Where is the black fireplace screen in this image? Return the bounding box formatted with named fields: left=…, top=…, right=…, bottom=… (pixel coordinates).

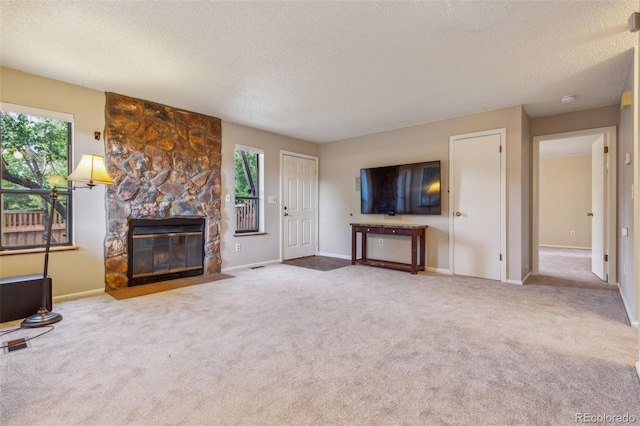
left=128, top=218, right=205, bottom=286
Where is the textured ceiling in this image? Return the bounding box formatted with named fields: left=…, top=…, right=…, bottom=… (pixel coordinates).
left=1, top=1, right=637, bottom=143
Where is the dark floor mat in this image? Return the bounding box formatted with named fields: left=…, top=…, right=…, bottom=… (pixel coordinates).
left=282, top=256, right=351, bottom=271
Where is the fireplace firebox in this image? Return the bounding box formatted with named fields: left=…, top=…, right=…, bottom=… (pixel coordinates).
left=127, top=218, right=205, bottom=286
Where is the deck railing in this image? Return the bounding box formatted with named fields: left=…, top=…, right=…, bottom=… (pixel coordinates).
left=1, top=210, right=67, bottom=247
left=235, top=198, right=258, bottom=233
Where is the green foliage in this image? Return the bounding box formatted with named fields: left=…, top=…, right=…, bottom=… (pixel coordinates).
left=234, top=150, right=258, bottom=197
left=1, top=111, right=70, bottom=210
left=3, top=193, right=44, bottom=211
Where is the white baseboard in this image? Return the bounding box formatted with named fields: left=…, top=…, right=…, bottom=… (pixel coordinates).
left=506, top=272, right=531, bottom=286
left=539, top=244, right=591, bottom=250
left=222, top=259, right=280, bottom=273
left=618, top=282, right=639, bottom=327
left=53, top=288, right=104, bottom=303
left=424, top=266, right=450, bottom=275
left=317, top=252, right=351, bottom=260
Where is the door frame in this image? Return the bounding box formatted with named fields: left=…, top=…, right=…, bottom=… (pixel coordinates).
left=279, top=150, right=319, bottom=261
left=532, top=126, right=617, bottom=284
left=449, top=128, right=507, bottom=282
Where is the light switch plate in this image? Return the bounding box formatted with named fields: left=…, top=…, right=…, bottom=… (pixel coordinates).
left=268, top=196, right=277, bottom=203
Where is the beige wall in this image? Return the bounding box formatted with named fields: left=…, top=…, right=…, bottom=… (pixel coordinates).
left=220, top=121, right=318, bottom=270
left=531, top=105, right=620, bottom=137
left=318, top=105, right=529, bottom=282
left=539, top=155, right=592, bottom=248
left=0, top=67, right=107, bottom=298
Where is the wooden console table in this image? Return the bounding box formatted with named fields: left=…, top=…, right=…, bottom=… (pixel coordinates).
left=350, top=223, right=428, bottom=274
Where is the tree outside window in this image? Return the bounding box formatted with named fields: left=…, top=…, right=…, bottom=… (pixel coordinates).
left=0, top=110, right=72, bottom=249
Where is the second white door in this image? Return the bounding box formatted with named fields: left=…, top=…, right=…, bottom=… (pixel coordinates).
left=450, top=131, right=503, bottom=281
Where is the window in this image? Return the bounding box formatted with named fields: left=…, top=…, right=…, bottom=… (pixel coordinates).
left=0, top=103, right=73, bottom=250
left=234, top=145, right=264, bottom=234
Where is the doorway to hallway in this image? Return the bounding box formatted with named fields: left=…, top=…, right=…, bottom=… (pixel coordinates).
left=532, top=126, right=617, bottom=285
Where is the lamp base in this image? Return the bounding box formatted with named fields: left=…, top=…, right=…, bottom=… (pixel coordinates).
left=21, top=308, right=63, bottom=328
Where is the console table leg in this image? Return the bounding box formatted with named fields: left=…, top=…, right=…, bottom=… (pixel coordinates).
left=420, top=232, right=426, bottom=270
left=361, top=231, right=367, bottom=262
left=351, top=226, right=357, bottom=265
left=411, top=234, right=418, bottom=274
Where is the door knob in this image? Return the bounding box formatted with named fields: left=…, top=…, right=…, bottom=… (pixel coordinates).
left=455, top=212, right=462, bottom=217
left=587, top=212, right=594, bottom=217
left=284, top=213, right=289, bottom=216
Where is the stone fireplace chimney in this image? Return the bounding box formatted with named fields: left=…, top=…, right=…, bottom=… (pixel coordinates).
left=103, top=93, right=222, bottom=291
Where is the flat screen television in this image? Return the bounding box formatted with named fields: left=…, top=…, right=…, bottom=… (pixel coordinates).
left=360, top=160, right=441, bottom=215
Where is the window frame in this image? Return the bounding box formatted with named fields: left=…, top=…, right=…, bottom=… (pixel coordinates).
left=0, top=102, right=74, bottom=251
left=234, top=144, right=264, bottom=235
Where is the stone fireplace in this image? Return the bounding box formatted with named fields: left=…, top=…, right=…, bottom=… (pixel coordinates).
left=103, top=93, right=222, bottom=291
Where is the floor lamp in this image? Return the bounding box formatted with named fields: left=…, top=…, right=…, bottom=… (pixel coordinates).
left=21, top=154, right=114, bottom=328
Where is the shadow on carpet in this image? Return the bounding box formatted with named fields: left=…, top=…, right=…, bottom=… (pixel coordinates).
left=282, top=255, right=351, bottom=271
left=108, top=273, right=234, bottom=300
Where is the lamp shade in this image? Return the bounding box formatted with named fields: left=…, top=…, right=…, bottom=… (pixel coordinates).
left=67, top=154, right=114, bottom=186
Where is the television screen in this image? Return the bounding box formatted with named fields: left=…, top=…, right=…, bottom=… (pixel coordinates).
left=360, top=161, right=441, bottom=215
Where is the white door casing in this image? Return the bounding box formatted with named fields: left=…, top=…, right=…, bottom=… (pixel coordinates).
left=282, top=153, right=318, bottom=260
left=449, top=129, right=506, bottom=281
left=591, top=136, right=607, bottom=281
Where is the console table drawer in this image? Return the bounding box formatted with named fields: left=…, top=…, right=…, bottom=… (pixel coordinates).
left=354, top=226, right=413, bottom=236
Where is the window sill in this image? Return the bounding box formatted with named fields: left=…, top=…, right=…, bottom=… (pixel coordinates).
left=234, top=232, right=267, bottom=237
left=0, top=246, right=80, bottom=256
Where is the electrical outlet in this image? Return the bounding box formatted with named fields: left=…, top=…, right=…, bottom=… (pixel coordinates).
left=235, top=243, right=241, bottom=252
left=378, top=239, right=383, bottom=246
left=225, top=194, right=231, bottom=203
left=570, top=231, right=576, bottom=237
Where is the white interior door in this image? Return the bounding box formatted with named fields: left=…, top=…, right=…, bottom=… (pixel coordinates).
left=450, top=132, right=503, bottom=281
left=282, top=154, right=317, bottom=260
left=591, top=137, right=606, bottom=280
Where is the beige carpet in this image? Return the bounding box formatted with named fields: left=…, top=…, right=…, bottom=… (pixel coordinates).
left=1, top=263, right=638, bottom=425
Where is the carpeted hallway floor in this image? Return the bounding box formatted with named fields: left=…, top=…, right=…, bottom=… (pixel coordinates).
left=1, top=261, right=638, bottom=425
left=526, top=246, right=615, bottom=290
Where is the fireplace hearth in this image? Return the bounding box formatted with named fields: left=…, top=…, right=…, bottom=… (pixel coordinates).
left=128, top=218, right=205, bottom=286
